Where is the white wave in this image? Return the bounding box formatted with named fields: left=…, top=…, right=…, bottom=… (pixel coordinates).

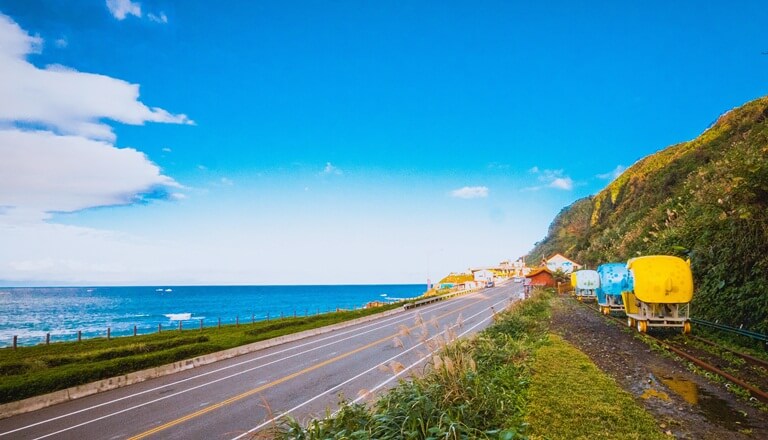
left=164, top=289, right=173, bottom=292
left=164, top=313, right=192, bottom=321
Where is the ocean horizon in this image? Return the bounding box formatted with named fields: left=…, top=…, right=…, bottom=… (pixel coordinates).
left=0, top=284, right=426, bottom=347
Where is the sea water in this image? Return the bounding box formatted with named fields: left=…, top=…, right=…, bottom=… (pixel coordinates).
left=0, top=285, right=424, bottom=347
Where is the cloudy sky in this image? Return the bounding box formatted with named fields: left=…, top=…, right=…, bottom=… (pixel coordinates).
left=1, top=1, right=767, bottom=285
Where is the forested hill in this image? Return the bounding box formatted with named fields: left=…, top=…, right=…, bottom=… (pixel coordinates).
left=528, top=96, right=768, bottom=333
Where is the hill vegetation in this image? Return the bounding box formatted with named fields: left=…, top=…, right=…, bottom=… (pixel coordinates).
left=528, top=96, right=768, bottom=333
left=437, top=272, right=474, bottom=284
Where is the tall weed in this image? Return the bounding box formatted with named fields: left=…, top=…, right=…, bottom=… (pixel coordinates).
left=272, top=290, right=553, bottom=439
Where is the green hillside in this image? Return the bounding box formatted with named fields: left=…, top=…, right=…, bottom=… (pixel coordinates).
left=528, top=96, right=768, bottom=333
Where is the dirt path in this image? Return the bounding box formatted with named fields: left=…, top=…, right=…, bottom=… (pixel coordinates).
left=550, top=296, right=768, bottom=440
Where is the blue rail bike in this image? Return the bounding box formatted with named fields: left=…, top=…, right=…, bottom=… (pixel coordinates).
left=596, top=263, right=632, bottom=315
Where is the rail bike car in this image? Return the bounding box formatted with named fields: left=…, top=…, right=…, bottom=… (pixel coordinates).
left=596, top=263, right=632, bottom=315
left=622, top=255, right=693, bottom=334
left=574, top=269, right=599, bottom=302
left=569, top=271, right=578, bottom=295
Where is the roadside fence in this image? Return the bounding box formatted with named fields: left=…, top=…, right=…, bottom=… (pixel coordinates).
left=5, top=302, right=392, bottom=350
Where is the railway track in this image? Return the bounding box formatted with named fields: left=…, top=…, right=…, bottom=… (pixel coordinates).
left=573, top=297, right=768, bottom=404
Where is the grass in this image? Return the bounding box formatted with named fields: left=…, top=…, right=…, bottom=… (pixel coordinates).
left=0, top=303, right=404, bottom=405
left=272, top=288, right=667, bottom=439
left=525, top=334, right=667, bottom=440
left=272, top=289, right=554, bottom=439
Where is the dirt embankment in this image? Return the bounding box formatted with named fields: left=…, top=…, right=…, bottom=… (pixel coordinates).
left=550, top=297, right=767, bottom=440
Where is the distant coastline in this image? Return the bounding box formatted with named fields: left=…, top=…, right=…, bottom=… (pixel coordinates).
left=0, top=284, right=425, bottom=347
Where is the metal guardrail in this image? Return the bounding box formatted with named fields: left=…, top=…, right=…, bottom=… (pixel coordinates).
left=691, top=318, right=768, bottom=343
left=402, top=287, right=481, bottom=310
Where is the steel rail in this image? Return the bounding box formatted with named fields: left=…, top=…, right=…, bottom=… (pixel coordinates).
left=690, top=335, right=768, bottom=370
left=572, top=296, right=768, bottom=404
left=657, top=339, right=768, bottom=404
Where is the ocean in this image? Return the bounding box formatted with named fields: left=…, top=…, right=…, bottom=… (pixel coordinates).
left=0, top=284, right=425, bottom=347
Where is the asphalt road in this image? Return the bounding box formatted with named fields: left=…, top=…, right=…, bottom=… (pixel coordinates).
left=0, top=282, right=523, bottom=439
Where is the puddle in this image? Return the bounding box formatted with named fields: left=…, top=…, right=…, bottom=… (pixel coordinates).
left=659, top=375, right=699, bottom=405
left=640, top=388, right=670, bottom=401
left=651, top=371, right=753, bottom=431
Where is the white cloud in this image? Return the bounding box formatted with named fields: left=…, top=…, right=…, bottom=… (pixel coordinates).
left=597, top=165, right=626, bottom=180
left=162, top=147, right=172, bottom=153
left=54, top=38, right=68, bottom=49
left=321, top=162, right=342, bottom=176
left=0, top=16, right=193, bottom=142
left=0, top=14, right=189, bottom=224
left=524, top=167, right=573, bottom=191
left=0, top=16, right=41, bottom=58
left=450, top=186, right=489, bottom=199
left=106, top=1, right=168, bottom=25
left=549, top=177, right=573, bottom=190
left=106, top=0, right=142, bottom=20
left=220, top=177, right=234, bottom=186
left=147, top=12, right=168, bottom=24
left=0, top=129, right=178, bottom=221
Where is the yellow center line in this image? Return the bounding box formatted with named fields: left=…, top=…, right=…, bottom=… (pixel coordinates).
left=128, top=294, right=491, bottom=440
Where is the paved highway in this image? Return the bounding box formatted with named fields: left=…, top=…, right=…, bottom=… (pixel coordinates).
left=0, top=282, right=523, bottom=439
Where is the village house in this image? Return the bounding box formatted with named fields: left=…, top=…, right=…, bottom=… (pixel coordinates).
left=544, top=253, right=582, bottom=274
left=525, top=267, right=556, bottom=288
left=523, top=266, right=556, bottom=296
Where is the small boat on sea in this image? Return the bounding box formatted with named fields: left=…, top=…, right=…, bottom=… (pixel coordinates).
left=165, top=312, right=192, bottom=321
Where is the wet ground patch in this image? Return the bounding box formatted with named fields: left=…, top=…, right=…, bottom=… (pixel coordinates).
left=550, top=296, right=767, bottom=439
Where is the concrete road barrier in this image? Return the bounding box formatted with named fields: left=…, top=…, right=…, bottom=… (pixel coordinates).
left=0, top=307, right=406, bottom=419
left=403, top=288, right=480, bottom=310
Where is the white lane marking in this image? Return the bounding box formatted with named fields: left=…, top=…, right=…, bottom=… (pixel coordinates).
left=350, top=296, right=515, bottom=404
left=230, top=293, right=516, bottom=439
left=0, top=291, right=490, bottom=438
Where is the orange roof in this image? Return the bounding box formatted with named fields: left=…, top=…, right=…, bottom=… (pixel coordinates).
left=525, top=266, right=553, bottom=278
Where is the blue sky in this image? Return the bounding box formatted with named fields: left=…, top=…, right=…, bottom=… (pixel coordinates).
left=0, top=1, right=767, bottom=285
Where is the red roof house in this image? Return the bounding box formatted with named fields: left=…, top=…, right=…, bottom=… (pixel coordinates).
left=525, top=267, right=556, bottom=288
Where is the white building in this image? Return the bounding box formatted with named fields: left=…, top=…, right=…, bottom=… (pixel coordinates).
left=545, top=253, right=582, bottom=274
left=472, top=269, right=495, bottom=283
